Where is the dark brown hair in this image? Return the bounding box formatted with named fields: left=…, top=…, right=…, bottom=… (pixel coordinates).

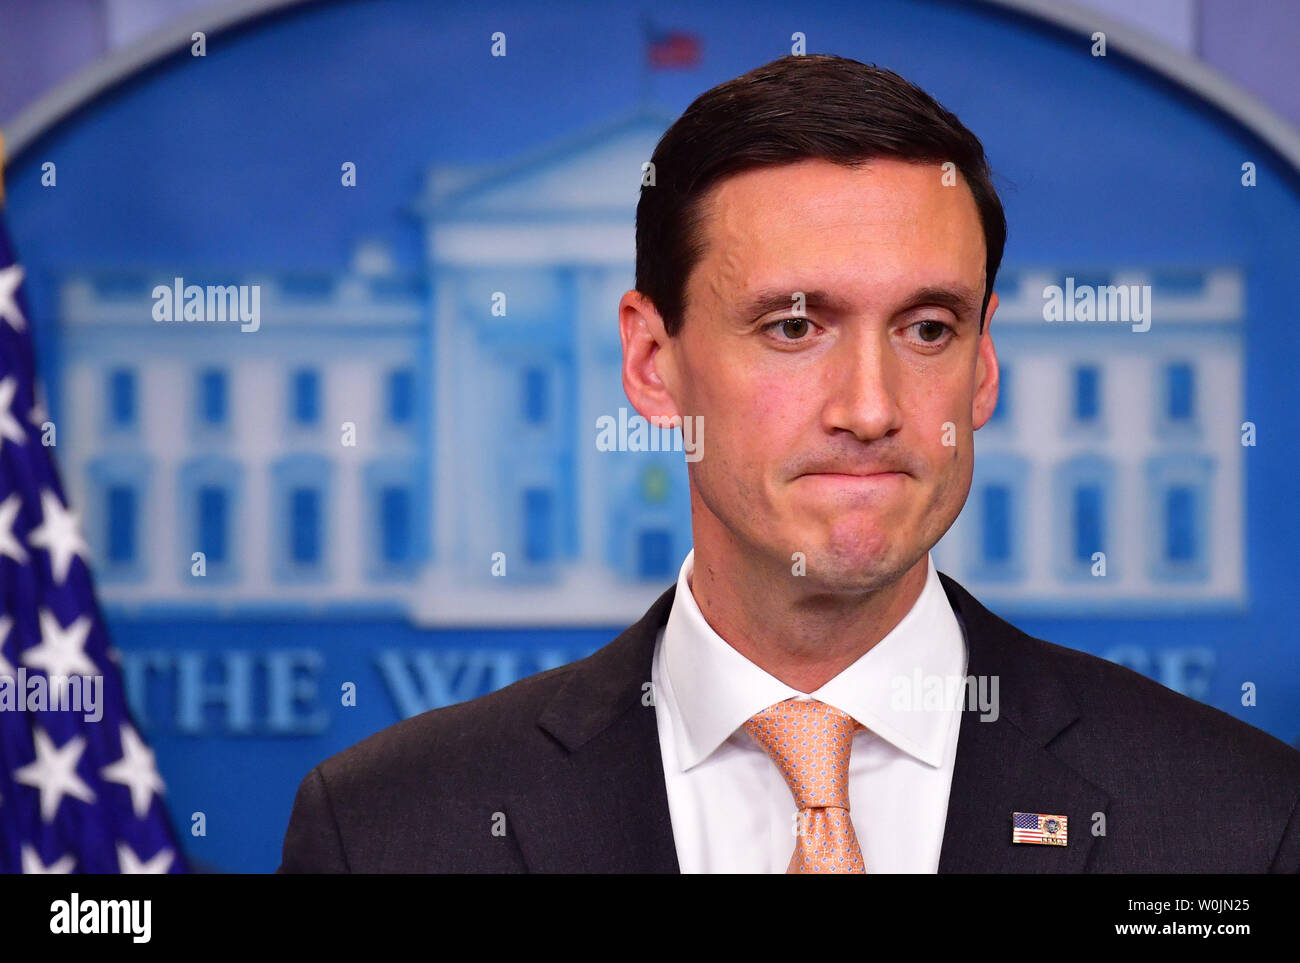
left=635, top=54, right=1007, bottom=336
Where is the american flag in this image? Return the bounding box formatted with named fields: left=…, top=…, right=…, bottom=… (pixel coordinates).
left=646, top=25, right=701, bottom=70
left=1012, top=811, right=1068, bottom=846
left=0, top=183, right=186, bottom=872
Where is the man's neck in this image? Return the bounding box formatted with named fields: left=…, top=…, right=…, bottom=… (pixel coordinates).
left=687, top=543, right=929, bottom=693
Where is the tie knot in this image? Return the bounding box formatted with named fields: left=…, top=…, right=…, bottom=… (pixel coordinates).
left=743, top=698, right=862, bottom=811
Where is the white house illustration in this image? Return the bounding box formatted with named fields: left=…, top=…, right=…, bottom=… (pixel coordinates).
left=54, top=108, right=1246, bottom=623
left=934, top=266, right=1245, bottom=613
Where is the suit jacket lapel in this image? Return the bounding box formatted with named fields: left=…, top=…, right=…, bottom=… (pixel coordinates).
left=507, top=586, right=680, bottom=873
left=936, top=573, right=1110, bottom=872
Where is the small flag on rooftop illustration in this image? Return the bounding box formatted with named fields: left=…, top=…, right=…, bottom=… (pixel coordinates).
left=0, top=135, right=187, bottom=873
left=645, top=21, right=702, bottom=70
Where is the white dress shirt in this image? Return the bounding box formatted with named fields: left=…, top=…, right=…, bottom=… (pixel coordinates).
left=650, top=548, right=968, bottom=873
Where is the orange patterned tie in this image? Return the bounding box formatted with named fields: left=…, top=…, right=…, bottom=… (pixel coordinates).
left=744, top=697, right=866, bottom=873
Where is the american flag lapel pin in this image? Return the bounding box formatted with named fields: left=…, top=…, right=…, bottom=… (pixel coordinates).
left=1012, top=811, right=1068, bottom=846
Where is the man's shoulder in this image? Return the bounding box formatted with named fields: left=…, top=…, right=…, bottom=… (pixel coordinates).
left=282, top=584, right=672, bottom=868
left=279, top=658, right=590, bottom=872
left=314, top=658, right=579, bottom=793
left=978, top=598, right=1300, bottom=793
left=277, top=600, right=669, bottom=871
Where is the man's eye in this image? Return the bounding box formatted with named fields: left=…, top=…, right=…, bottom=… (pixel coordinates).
left=911, top=320, right=953, bottom=343
left=763, top=317, right=814, bottom=340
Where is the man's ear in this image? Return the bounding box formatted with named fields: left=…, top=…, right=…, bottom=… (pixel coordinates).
left=972, top=292, right=999, bottom=430
left=619, top=289, right=683, bottom=427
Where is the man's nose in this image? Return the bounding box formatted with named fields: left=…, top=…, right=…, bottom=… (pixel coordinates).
left=820, top=334, right=904, bottom=442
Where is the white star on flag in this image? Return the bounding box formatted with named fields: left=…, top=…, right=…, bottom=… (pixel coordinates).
left=0, top=376, right=27, bottom=446
left=24, top=608, right=97, bottom=679
left=117, top=842, right=175, bottom=874
left=21, top=844, right=76, bottom=874
left=0, top=492, right=30, bottom=564
left=13, top=729, right=97, bottom=822
left=0, top=263, right=26, bottom=332
left=101, top=725, right=166, bottom=819
left=26, top=489, right=89, bottom=584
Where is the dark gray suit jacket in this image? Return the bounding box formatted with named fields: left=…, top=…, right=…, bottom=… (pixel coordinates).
left=278, top=573, right=1300, bottom=872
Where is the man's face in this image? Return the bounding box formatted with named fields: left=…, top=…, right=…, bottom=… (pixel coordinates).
left=636, top=157, right=999, bottom=592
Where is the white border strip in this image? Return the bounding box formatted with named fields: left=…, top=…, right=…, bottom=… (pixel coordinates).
left=2, top=0, right=314, bottom=160
left=984, top=0, right=1300, bottom=169
left=1, top=0, right=1298, bottom=174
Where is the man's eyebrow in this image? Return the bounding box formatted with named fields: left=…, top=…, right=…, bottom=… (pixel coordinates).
left=895, top=285, right=982, bottom=318
left=737, top=285, right=982, bottom=321
left=737, top=289, right=857, bottom=320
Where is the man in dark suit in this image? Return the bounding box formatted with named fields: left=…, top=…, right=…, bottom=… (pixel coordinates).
left=278, top=55, right=1300, bottom=873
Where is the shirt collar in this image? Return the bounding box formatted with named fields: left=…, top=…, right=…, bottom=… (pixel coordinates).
left=662, top=549, right=966, bottom=771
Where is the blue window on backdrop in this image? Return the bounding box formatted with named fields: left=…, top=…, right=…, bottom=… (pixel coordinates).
left=290, top=487, right=321, bottom=564
left=522, top=367, right=547, bottom=424
left=197, top=485, right=228, bottom=564
left=106, top=485, right=136, bottom=563
left=1165, top=486, right=1197, bottom=562
left=1074, top=366, right=1099, bottom=421
left=292, top=369, right=319, bottom=425
left=1073, top=484, right=1103, bottom=562
left=1166, top=362, right=1195, bottom=421
left=199, top=369, right=227, bottom=425
left=638, top=529, right=672, bottom=579
left=982, top=485, right=1011, bottom=562
left=380, top=486, right=411, bottom=564
left=523, top=488, right=552, bottom=563
left=108, top=369, right=136, bottom=427
left=387, top=369, right=414, bottom=425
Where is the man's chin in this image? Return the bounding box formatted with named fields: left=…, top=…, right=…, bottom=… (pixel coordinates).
left=816, top=516, right=902, bottom=559
left=794, top=543, right=911, bottom=592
